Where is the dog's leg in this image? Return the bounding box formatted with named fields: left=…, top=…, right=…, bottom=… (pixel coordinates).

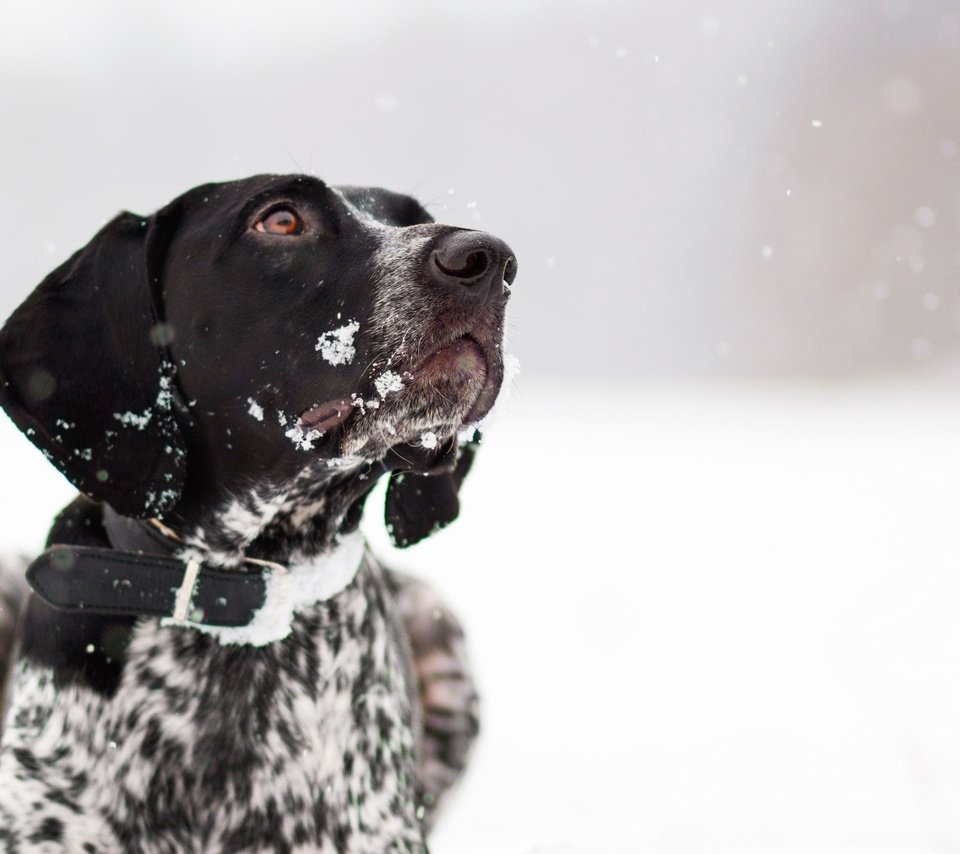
left=0, top=557, right=28, bottom=734
left=386, top=570, right=480, bottom=831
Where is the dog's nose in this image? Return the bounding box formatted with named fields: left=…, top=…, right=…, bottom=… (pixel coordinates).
left=429, top=231, right=517, bottom=302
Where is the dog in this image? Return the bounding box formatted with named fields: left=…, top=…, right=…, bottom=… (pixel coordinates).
left=0, top=174, right=516, bottom=852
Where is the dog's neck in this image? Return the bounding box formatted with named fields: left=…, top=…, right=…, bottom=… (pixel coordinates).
left=161, top=458, right=382, bottom=568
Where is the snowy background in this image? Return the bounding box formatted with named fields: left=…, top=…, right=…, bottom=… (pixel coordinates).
left=3, top=1, right=960, bottom=851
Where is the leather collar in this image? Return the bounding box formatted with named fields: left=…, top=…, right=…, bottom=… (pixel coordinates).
left=26, top=505, right=366, bottom=646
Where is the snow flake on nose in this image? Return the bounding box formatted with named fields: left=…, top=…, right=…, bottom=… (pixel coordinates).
left=247, top=398, right=265, bottom=421
left=315, top=320, right=360, bottom=366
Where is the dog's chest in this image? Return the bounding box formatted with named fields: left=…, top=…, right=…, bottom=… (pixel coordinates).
left=0, top=564, right=425, bottom=853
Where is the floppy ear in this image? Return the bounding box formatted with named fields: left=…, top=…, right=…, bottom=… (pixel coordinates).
left=0, top=211, right=187, bottom=518
left=384, top=435, right=480, bottom=548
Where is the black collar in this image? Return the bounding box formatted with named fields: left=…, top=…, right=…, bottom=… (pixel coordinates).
left=27, top=506, right=272, bottom=631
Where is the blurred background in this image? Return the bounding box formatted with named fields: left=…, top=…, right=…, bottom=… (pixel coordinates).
left=3, top=1, right=960, bottom=852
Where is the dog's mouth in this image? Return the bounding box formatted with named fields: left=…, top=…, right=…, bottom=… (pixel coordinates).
left=390, top=333, right=502, bottom=424
left=295, top=334, right=502, bottom=457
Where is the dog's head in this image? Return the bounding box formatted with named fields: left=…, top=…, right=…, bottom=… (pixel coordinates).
left=0, top=174, right=516, bottom=547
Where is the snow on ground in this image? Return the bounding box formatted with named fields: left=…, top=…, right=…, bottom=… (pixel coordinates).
left=366, top=378, right=960, bottom=854
left=4, top=377, right=960, bottom=853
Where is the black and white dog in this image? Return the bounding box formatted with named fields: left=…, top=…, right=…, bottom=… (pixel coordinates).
left=0, top=174, right=516, bottom=852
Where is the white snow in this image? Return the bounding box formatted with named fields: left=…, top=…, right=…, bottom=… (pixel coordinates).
left=113, top=409, right=152, bottom=430
left=155, top=373, right=174, bottom=411
left=315, top=320, right=359, bottom=366
left=420, top=431, right=438, bottom=449
left=350, top=393, right=380, bottom=414
left=144, top=487, right=178, bottom=508
left=284, top=423, right=322, bottom=451
left=247, top=398, right=264, bottom=421
left=374, top=370, right=404, bottom=398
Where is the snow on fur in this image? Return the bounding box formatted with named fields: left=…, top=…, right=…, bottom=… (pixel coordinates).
left=247, top=398, right=265, bottom=421
left=374, top=370, right=404, bottom=398
left=315, top=320, right=359, bottom=366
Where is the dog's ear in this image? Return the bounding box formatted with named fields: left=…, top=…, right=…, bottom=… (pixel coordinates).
left=384, top=435, right=479, bottom=548
left=0, top=211, right=187, bottom=519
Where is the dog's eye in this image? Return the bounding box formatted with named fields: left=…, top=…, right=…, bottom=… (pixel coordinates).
left=254, top=207, right=304, bottom=236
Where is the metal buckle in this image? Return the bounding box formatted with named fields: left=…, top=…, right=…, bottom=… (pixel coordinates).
left=171, top=558, right=202, bottom=622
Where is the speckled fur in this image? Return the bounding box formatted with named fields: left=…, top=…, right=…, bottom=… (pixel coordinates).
left=1, top=555, right=427, bottom=853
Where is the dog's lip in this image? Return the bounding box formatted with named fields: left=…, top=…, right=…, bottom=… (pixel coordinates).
left=411, top=334, right=503, bottom=424
left=464, top=353, right=504, bottom=423
left=298, top=398, right=354, bottom=433
left=411, top=335, right=488, bottom=384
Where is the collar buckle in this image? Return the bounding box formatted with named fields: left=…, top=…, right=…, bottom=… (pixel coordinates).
left=171, top=558, right=202, bottom=622
left=170, top=556, right=288, bottom=625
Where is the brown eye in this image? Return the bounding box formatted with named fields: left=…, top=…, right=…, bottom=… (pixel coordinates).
left=255, top=207, right=304, bottom=235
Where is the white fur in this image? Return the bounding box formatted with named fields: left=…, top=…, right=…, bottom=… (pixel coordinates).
left=160, top=532, right=366, bottom=646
